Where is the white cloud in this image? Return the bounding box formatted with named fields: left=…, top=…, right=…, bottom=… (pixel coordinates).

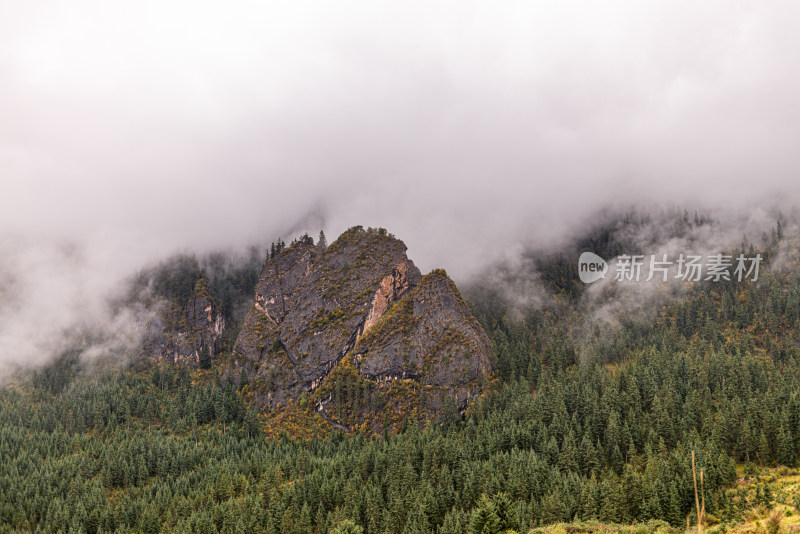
left=2, top=0, right=800, bottom=368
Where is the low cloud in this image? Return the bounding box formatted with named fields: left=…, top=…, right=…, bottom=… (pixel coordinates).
left=3, top=1, right=800, bottom=371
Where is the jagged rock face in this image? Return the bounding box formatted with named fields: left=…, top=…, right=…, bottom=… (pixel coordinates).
left=234, top=228, right=423, bottom=407
left=353, top=270, right=492, bottom=403
left=234, top=227, right=494, bottom=430
left=145, top=281, right=225, bottom=366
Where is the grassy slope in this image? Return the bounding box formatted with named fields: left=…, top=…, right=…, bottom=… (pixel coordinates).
left=529, top=466, right=800, bottom=534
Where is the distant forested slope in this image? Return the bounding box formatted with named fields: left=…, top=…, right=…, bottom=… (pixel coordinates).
left=2, top=214, right=800, bottom=533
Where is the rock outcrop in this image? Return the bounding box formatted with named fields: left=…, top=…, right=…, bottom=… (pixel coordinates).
left=144, top=278, right=225, bottom=367
left=353, top=269, right=491, bottom=399
left=232, top=226, right=493, bottom=432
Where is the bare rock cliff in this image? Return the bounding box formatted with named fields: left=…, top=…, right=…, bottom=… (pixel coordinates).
left=232, top=226, right=493, bottom=432
left=144, top=278, right=225, bottom=367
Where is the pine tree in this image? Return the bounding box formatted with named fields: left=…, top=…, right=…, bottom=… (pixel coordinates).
left=492, top=492, right=515, bottom=531
left=315, top=505, right=327, bottom=534
left=244, top=409, right=260, bottom=439
left=297, top=503, right=313, bottom=533
left=470, top=494, right=502, bottom=534
left=199, top=344, right=212, bottom=370
left=777, top=426, right=796, bottom=466
left=439, top=509, right=466, bottom=534
left=667, top=483, right=682, bottom=526
left=759, top=432, right=772, bottom=465
left=762, top=483, right=775, bottom=509
left=403, top=501, right=430, bottom=534
left=541, top=490, right=567, bottom=525
left=579, top=474, right=599, bottom=520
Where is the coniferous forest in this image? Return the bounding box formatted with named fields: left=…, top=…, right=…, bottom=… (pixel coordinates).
left=5, top=0, right=800, bottom=532
left=6, top=0, right=800, bottom=532
left=2, top=219, right=800, bottom=534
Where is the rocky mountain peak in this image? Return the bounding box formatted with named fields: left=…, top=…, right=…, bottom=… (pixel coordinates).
left=232, top=226, right=493, bottom=433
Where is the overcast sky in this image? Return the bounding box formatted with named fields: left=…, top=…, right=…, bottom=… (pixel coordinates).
left=2, top=1, right=800, bottom=277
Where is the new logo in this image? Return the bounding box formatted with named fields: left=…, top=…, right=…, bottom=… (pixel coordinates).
left=578, top=252, right=608, bottom=284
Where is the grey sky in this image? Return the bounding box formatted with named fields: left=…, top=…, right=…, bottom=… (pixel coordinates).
left=3, top=0, right=800, bottom=275
left=2, top=1, right=800, bottom=370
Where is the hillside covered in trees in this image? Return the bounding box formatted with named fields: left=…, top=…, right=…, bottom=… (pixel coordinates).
left=2, top=213, right=800, bottom=533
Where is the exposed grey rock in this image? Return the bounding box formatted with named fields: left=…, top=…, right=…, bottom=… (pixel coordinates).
left=232, top=226, right=493, bottom=429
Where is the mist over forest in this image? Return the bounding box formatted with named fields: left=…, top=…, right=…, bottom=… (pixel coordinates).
left=3, top=2, right=800, bottom=533
left=4, top=1, right=800, bottom=370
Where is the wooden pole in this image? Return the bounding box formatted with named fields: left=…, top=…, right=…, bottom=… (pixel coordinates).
left=700, top=469, right=705, bottom=523
left=692, top=451, right=703, bottom=534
